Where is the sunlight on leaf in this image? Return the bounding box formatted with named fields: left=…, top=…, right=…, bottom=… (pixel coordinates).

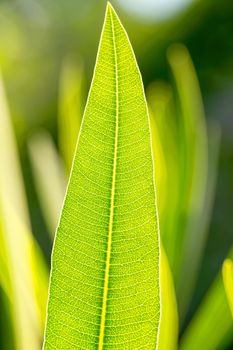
left=0, top=72, right=29, bottom=228
left=176, top=120, right=220, bottom=322
left=148, top=46, right=220, bottom=325
left=167, top=44, right=208, bottom=292
left=0, top=199, right=43, bottom=350
left=222, top=259, right=233, bottom=317
left=0, top=72, right=48, bottom=349
left=147, top=81, right=179, bottom=267
left=29, top=239, right=49, bottom=332
left=28, top=131, right=66, bottom=237
left=149, top=106, right=167, bottom=219
left=158, top=245, right=178, bottom=350
left=180, top=271, right=233, bottom=350
left=58, top=56, right=83, bottom=176
left=44, top=3, right=160, bottom=348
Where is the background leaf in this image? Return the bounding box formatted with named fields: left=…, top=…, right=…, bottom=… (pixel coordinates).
left=58, top=57, right=84, bottom=176
left=28, top=131, right=66, bottom=237
left=0, top=72, right=48, bottom=349
left=147, top=46, right=220, bottom=325
left=158, top=246, right=178, bottom=350
left=222, top=259, right=233, bottom=317
left=180, top=254, right=233, bottom=350
left=166, top=44, right=208, bottom=296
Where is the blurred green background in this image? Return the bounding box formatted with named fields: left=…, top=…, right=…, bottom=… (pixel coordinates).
left=0, top=0, right=233, bottom=349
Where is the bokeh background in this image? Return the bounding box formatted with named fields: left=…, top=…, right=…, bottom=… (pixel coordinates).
left=0, top=0, right=233, bottom=349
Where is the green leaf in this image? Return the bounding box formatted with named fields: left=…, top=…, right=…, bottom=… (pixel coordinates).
left=0, top=200, right=45, bottom=350
left=180, top=272, right=233, bottom=350
left=167, top=44, right=209, bottom=290
left=44, top=3, right=160, bottom=349
left=0, top=72, right=48, bottom=349
left=148, top=45, right=218, bottom=323
left=222, top=259, right=233, bottom=317
left=180, top=248, right=233, bottom=350
left=148, top=104, right=168, bottom=219
left=158, top=245, right=178, bottom=350
left=176, top=120, right=220, bottom=320
left=0, top=288, right=15, bottom=350
left=0, top=71, right=29, bottom=229
left=148, top=103, right=178, bottom=350
left=28, top=131, right=66, bottom=237
left=58, top=57, right=84, bottom=175
left=148, top=48, right=221, bottom=324
left=147, top=82, right=179, bottom=266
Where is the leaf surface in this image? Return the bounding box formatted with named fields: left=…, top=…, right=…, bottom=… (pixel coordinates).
left=44, top=3, right=160, bottom=349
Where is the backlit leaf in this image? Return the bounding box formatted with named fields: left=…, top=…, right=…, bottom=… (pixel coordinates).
left=43, top=3, right=160, bottom=349
left=158, top=246, right=178, bottom=350
left=28, top=131, right=66, bottom=237
left=148, top=48, right=221, bottom=324
left=167, top=44, right=208, bottom=291
left=58, top=57, right=84, bottom=175
left=147, top=81, right=179, bottom=268
left=222, top=259, right=233, bottom=317
left=0, top=72, right=48, bottom=349
left=180, top=272, right=233, bottom=350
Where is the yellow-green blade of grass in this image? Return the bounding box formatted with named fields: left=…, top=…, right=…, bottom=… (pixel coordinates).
left=44, top=3, right=160, bottom=349
left=147, top=82, right=180, bottom=266
left=177, top=120, right=220, bottom=322
left=28, top=131, right=66, bottom=237
left=58, top=57, right=83, bottom=176
left=148, top=96, right=178, bottom=350
left=222, top=259, right=233, bottom=317
left=0, top=198, right=43, bottom=350
left=0, top=287, right=15, bottom=350
left=0, top=72, right=29, bottom=227
left=149, top=96, right=178, bottom=350
left=158, top=246, right=178, bottom=350
left=167, top=44, right=209, bottom=314
left=149, top=106, right=167, bottom=217
left=180, top=272, right=233, bottom=350
left=0, top=72, right=48, bottom=349
left=30, top=238, right=49, bottom=332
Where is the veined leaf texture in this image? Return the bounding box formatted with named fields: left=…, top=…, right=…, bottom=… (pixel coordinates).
left=44, top=3, right=160, bottom=349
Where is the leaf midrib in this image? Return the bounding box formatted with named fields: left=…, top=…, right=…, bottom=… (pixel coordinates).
left=98, top=7, right=119, bottom=350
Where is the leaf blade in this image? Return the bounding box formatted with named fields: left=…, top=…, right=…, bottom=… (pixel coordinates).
left=158, top=246, right=178, bottom=350
left=222, top=259, right=233, bottom=317
left=58, top=57, right=83, bottom=175
left=28, top=131, right=66, bottom=237
left=0, top=72, right=48, bottom=349
left=44, top=3, right=160, bottom=349
left=180, top=273, right=233, bottom=350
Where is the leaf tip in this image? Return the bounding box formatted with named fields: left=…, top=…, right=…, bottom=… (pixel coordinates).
left=106, top=1, right=113, bottom=11
left=106, top=1, right=119, bottom=20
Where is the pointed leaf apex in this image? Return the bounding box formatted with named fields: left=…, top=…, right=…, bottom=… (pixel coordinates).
left=106, top=2, right=118, bottom=18
left=106, top=1, right=113, bottom=11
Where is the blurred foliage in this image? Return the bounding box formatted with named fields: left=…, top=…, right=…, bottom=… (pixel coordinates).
left=159, top=245, right=179, bottom=350
left=222, top=259, right=233, bottom=317
left=0, top=0, right=233, bottom=349
left=148, top=44, right=221, bottom=328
